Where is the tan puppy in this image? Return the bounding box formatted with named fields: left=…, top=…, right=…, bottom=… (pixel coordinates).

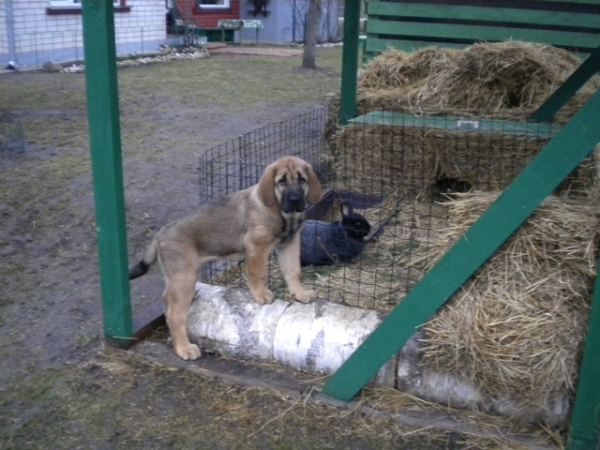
left=129, top=156, right=323, bottom=360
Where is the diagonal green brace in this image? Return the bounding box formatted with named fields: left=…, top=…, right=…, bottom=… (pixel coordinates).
left=338, top=1, right=361, bottom=125
left=568, top=254, right=600, bottom=449
left=82, top=0, right=133, bottom=344
left=530, top=45, right=600, bottom=123
left=322, top=87, right=600, bottom=401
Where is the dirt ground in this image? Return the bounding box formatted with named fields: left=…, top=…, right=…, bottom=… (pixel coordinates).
left=0, top=47, right=554, bottom=449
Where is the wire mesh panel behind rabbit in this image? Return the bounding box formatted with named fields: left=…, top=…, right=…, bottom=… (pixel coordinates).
left=300, top=201, right=372, bottom=266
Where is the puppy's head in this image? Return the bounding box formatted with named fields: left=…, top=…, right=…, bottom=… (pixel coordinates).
left=258, top=156, right=323, bottom=212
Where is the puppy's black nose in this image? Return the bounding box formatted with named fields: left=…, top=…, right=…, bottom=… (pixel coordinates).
left=282, top=186, right=306, bottom=213
left=287, top=192, right=302, bottom=203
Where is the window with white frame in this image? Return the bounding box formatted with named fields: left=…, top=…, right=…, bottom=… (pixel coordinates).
left=49, top=0, right=121, bottom=6
left=197, top=0, right=230, bottom=9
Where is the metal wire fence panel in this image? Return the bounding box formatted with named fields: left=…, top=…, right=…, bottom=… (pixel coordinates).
left=198, top=108, right=575, bottom=312
left=15, top=26, right=169, bottom=68
left=199, top=107, right=333, bottom=202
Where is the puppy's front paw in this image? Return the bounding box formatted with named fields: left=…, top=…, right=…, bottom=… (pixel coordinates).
left=294, top=288, right=316, bottom=304
left=252, top=287, right=275, bottom=305
left=175, top=343, right=201, bottom=361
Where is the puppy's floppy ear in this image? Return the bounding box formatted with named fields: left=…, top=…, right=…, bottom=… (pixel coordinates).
left=257, top=163, right=277, bottom=207
left=304, top=163, right=323, bottom=205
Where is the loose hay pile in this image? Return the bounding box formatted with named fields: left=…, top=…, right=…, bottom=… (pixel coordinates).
left=328, top=41, right=600, bottom=129
left=420, top=192, right=600, bottom=412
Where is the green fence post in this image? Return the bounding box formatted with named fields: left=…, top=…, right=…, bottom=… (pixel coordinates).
left=568, top=262, right=600, bottom=449
left=339, top=1, right=361, bottom=125
left=530, top=45, right=600, bottom=123
left=322, top=88, right=600, bottom=401
left=81, top=0, right=133, bottom=344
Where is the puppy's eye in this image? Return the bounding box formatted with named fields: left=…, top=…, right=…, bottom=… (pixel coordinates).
left=278, top=178, right=287, bottom=186
left=298, top=175, right=306, bottom=184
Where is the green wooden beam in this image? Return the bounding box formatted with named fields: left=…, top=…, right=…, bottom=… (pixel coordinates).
left=367, top=19, right=600, bottom=50
left=530, top=45, right=600, bottom=123
left=81, top=0, right=133, bottom=344
left=568, top=250, right=600, bottom=449
left=322, top=87, right=600, bottom=401
left=367, top=2, right=600, bottom=29
left=339, top=1, right=361, bottom=125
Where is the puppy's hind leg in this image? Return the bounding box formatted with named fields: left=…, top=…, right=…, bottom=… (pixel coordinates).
left=162, top=271, right=201, bottom=360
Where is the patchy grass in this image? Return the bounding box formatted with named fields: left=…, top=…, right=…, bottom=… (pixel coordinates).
left=0, top=350, right=528, bottom=450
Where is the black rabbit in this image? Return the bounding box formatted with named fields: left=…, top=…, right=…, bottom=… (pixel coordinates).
left=300, top=201, right=372, bottom=266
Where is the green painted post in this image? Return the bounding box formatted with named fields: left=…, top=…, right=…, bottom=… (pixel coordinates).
left=568, top=260, right=600, bottom=449
left=530, top=45, right=600, bottom=123
left=81, top=0, right=133, bottom=344
left=339, top=1, right=361, bottom=125
left=322, top=88, right=600, bottom=401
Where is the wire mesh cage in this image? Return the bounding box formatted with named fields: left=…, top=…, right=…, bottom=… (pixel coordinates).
left=197, top=107, right=587, bottom=312
left=0, top=112, right=25, bottom=156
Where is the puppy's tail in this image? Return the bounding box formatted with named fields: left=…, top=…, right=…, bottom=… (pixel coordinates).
left=129, top=238, right=159, bottom=280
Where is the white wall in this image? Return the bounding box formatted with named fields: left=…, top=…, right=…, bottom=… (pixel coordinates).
left=0, top=2, right=8, bottom=56
left=1, top=0, right=167, bottom=68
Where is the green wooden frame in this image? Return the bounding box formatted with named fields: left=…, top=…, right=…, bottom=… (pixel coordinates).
left=82, top=0, right=600, bottom=445
left=368, top=2, right=600, bottom=30
left=81, top=0, right=133, bottom=345
left=364, top=0, right=600, bottom=59
left=569, top=261, right=600, bottom=449
left=325, top=94, right=600, bottom=450
left=339, top=1, right=361, bottom=125
left=333, top=4, right=600, bottom=447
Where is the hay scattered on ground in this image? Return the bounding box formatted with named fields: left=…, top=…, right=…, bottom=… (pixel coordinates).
left=420, top=192, right=600, bottom=412
left=361, top=386, right=565, bottom=450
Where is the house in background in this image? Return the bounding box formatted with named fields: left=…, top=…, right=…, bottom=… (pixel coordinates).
left=1, top=0, right=166, bottom=68
left=169, top=0, right=242, bottom=43
left=0, top=0, right=341, bottom=69
left=239, top=0, right=339, bottom=44
left=171, top=0, right=340, bottom=45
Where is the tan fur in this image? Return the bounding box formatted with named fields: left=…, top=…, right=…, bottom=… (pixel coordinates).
left=130, top=156, right=323, bottom=360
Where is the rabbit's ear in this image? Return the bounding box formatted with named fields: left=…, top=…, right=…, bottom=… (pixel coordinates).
left=257, top=163, right=277, bottom=207
left=341, top=201, right=353, bottom=217
left=305, top=163, right=323, bottom=205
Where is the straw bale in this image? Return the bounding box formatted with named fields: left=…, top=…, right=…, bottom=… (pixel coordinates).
left=327, top=41, right=600, bottom=138
left=331, top=122, right=565, bottom=198
left=420, top=192, right=600, bottom=412
left=331, top=124, right=438, bottom=198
